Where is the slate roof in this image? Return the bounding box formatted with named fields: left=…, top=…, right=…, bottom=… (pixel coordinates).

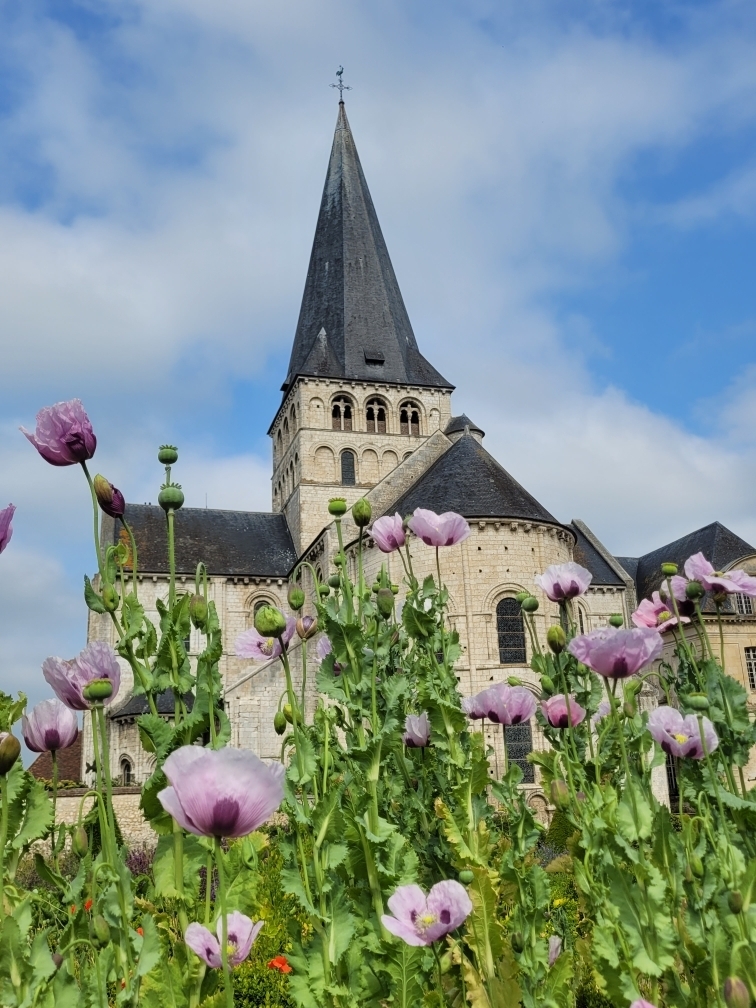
left=444, top=414, right=485, bottom=436
left=387, top=432, right=560, bottom=523
left=116, top=505, right=297, bottom=577
left=282, top=101, right=452, bottom=395
left=570, top=524, right=625, bottom=586
left=623, top=521, right=755, bottom=604
left=111, top=689, right=193, bottom=721
left=28, top=731, right=82, bottom=783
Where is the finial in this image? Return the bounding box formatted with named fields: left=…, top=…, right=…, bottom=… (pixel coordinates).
left=330, top=66, right=351, bottom=102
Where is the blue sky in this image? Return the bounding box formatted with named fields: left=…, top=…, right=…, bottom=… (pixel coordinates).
left=1, top=0, right=756, bottom=709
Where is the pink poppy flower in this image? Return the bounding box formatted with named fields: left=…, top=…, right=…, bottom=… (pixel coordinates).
left=548, top=935, right=562, bottom=967
left=185, top=912, right=263, bottom=968
left=158, top=745, right=285, bottom=838
left=407, top=508, right=470, bottom=548
left=632, top=592, right=689, bottom=632
left=591, top=700, right=611, bottom=724
left=42, top=641, right=121, bottom=711
left=235, top=618, right=295, bottom=661
left=22, top=699, right=78, bottom=753
left=403, top=713, right=430, bottom=747
left=21, top=399, right=96, bottom=466
left=542, top=694, right=586, bottom=729
left=568, top=627, right=662, bottom=679
left=0, top=504, right=15, bottom=554
left=535, top=562, right=592, bottom=602
left=660, top=576, right=688, bottom=602
left=370, top=514, right=406, bottom=552
left=683, top=552, right=744, bottom=594
left=462, top=683, right=536, bottom=725
left=727, top=568, right=756, bottom=596
left=315, top=636, right=332, bottom=662
left=647, top=707, right=718, bottom=760
left=630, top=1001, right=658, bottom=1008
left=381, top=881, right=472, bottom=946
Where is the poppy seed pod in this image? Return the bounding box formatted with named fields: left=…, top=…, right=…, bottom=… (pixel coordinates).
left=390, top=584, right=399, bottom=595
left=287, top=585, right=305, bottom=611
left=521, top=596, right=539, bottom=613
left=333, top=554, right=344, bottom=567
left=158, top=483, right=184, bottom=511
left=608, top=613, right=624, bottom=628
left=685, top=580, right=705, bottom=600
left=540, top=675, right=555, bottom=695
left=328, top=498, right=347, bottom=517
left=82, top=679, right=113, bottom=702
left=724, top=977, right=750, bottom=1008
left=351, top=498, right=372, bottom=528
left=72, top=826, right=89, bottom=858
left=0, top=733, right=21, bottom=775
left=458, top=869, right=474, bottom=885
left=515, top=591, right=530, bottom=604
left=728, top=890, right=744, bottom=914
left=376, top=588, right=394, bottom=619
left=317, top=584, right=330, bottom=598
left=189, top=594, right=208, bottom=629
left=328, top=574, right=341, bottom=589
left=273, top=711, right=287, bottom=736
left=547, top=625, right=566, bottom=654
left=254, top=605, right=287, bottom=638
left=686, top=693, right=710, bottom=711
left=296, top=616, right=318, bottom=640
left=660, top=562, right=678, bottom=577
left=157, top=445, right=178, bottom=465
left=690, top=855, right=704, bottom=877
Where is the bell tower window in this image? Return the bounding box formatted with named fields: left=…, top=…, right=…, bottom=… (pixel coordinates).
left=332, top=396, right=353, bottom=431
left=341, top=449, right=356, bottom=486
left=366, top=398, right=387, bottom=434
left=399, top=401, right=420, bottom=436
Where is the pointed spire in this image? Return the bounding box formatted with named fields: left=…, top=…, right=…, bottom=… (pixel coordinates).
left=283, top=102, right=452, bottom=392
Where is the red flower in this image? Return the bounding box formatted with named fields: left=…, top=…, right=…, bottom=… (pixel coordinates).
left=84, top=899, right=93, bottom=912
left=137, top=927, right=143, bottom=936
left=70, top=905, right=76, bottom=915
left=267, top=955, right=292, bottom=974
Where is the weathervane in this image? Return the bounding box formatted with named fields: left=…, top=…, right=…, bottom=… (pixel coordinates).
left=330, top=66, right=351, bottom=101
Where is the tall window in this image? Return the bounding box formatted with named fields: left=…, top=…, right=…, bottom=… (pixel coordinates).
left=366, top=398, right=387, bottom=433
left=332, top=396, right=353, bottom=431
left=665, top=752, right=679, bottom=803
left=505, top=724, right=534, bottom=783
left=746, top=647, right=756, bottom=691
left=496, top=598, right=527, bottom=664
left=400, top=402, right=420, bottom=436
left=341, top=449, right=356, bottom=486
left=735, top=593, right=754, bottom=616
left=121, top=758, right=133, bottom=786
left=577, top=607, right=585, bottom=634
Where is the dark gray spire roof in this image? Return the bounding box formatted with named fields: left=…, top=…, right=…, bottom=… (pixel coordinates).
left=570, top=523, right=624, bottom=586
left=115, top=505, right=297, bottom=578
left=282, top=102, right=452, bottom=393
left=445, top=414, right=484, bottom=436
left=387, top=432, right=559, bottom=523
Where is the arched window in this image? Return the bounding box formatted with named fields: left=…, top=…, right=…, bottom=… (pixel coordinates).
left=283, top=418, right=290, bottom=447
left=120, top=758, right=133, bottom=786
left=505, top=725, right=534, bottom=783
left=341, top=449, right=356, bottom=486
left=496, top=598, right=526, bottom=664
left=332, top=396, right=353, bottom=431
left=576, top=605, right=586, bottom=635
left=399, top=401, right=420, bottom=436
left=366, top=398, right=387, bottom=434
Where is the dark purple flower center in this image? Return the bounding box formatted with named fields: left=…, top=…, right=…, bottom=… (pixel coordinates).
left=611, top=657, right=629, bottom=678
left=228, top=931, right=237, bottom=944
left=422, top=536, right=433, bottom=545
left=440, top=909, right=451, bottom=925
left=487, top=710, right=500, bottom=723
left=410, top=910, right=417, bottom=923
left=444, top=536, right=455, bottom=546
left=406, top=739, right=417, bottom=747
left=510, top=714, right=523, bottom=725
left=44, top=729, right=61, bottom=751
left=63, top=431, right=88, bottom=460
left=211, top=797, right=241, bottom=836
left=554, top=714, right=569, bottom=729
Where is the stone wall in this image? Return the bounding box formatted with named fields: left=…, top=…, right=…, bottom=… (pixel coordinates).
left=54, top=787, right=157, bottom=848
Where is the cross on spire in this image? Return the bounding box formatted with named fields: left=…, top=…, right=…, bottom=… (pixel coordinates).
left=330, top=66, right=351, bottom=102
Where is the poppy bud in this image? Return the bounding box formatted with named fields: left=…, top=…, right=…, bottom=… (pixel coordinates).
left=686, top=580, right=705, bottom=600
left=458, top=869, right=474, bottom=885
left=333, top=555, right=344, bottom=567
left=547, top=626, right=566, bottom=654
left=540, top=675, right=555, bottom=695
left=713, top=590, right=728, bottom=606
left=318, top=584, right=330, bottom=598
left=728, top=890, right=744, bottom=914
left=515, top=591, right=529, bottom=604
left=157, top=445, right=178, bottom=465
left=724, top=977, right=750, bottom=1008
left=0, top=733, right=21, bottom=775
left=690, top=855, right=704, bottom=877
left=254, top=605, right=287, bottom=638
left=328, top=574, right=341, bottom=589
left=686, top=693, right=709, bottom=711
left=550, top=779, right=570, bottom=810
left=507, top=676, right=522, bottom=687
left=158, top=483, right=184, bottom=511
left=623, top=700, right=637, bottom=718
left=101, top=583, right=119, bottom=612
left=283, top=704, right=294, bottom=724
left=288, top=585, right=305, bottom=611
left=376, top=588, right=394, bottom=619
left=510, top=932, right=525, bottom=954
left=625, top=678, right=643, bottom=697
left=389, top=584, right=398, bottom=595
left=660, top=562, right=678, bottom=577
left=82, top=679, right=113, bottom=702
left=608, top=613, right=624, bottom=628
left=72, top=826, right=89, bottom=858
left=351, top=498, right=372, bottom=528
left=93, top=475, right=125, bottom=519
left=92, top=915, right=111, bottom=946
left=521, top=596, right=539, bottom=612
left=189, top=594, right=208, bottom=629
left=296, top=616, right=318, bottom=640
left=51, top=953, right=63, bottom=970
left=328, top=498, right=347, bottom=517
left=684, top=863, right=693, bottom=883
left=273, top=711, right=287, bottom=735
left=372, top=582, right=381, bottom=594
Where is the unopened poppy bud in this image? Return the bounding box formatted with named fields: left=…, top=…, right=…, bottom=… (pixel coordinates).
left=318, top=584, right=330, bottom=598
left=684, top=863, right=693, bottom=883
left=686, top=692, right=709, bottom=711
left=93, top=475, right=125, bottom=519
left=515, top=591, right=529, bottom=604
left=438, top=950, right=453, bottom=974
left=351, top=498, right=372, bottom=528
left=372, top=582, right=381, bottom=594
left=690, top=855, right=704, bottom=877
left=728, top=890, right=744, bottom=914
left=158, top=483, right=184, bottom=511
left=157, top=445, right=178, bottom=465
left=660, top=562, right=678, bottom=577
left=254, top=605, right=287, bottom=638
left=550, top=779, right=570, bottom=810
left=510, top=931, right=525, bottom=954
left=724, top=977, right=750, bottom=1008
left=296, top=616, right=318, bottom=640
left=328, top=574, right=341, bottom=589
left=575, top=791, right=586, bottom=802
left=189, top=594, right=208, bottom=629
left=686, top=580, right=705, bottom=600
left=458, top=869, right=474, bottom=885
left=608, top=613, right=624, bottom=628
left=82, top=679, right=113, bottom=702
left=623, top=700, right=637, bottom=717
left=507, top=676, right=522, bottom=687
left=328, top=498, right=347, bottom=517
left=333, top=554, right=344, bottom=567
left=540, top=675, right=555, bottom=695
left=625, top=678, right=643, bottom=696
left=92, top=915, right=110, bottom=946
left=547, top=626, right=566, bottom=654
left=273, top=711, right=287, bottom=735
left=283, top=704, right=294, bottom=724
left=376, top=588, right=394, bottom=619
left=390, top=584, right=399, bottom=595
left=72, top=826, right=89, bottom=858
left=51, top=953, right=64, bottom=970
left=101, top=583, right=119, bottom=612
left=521, top=596, right=539, bottom=613
left=713, top=590, right=728, bottom=606
left=288, top=585, right=305, bottom=611
left=0, top=733, right=21, bottom=775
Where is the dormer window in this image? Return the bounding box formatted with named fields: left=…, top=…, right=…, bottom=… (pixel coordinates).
left=366, top=398, right=387, bottom=434
left=332, top=396, right=353, bottom=431
left=399, top=401, right=420, bottom=436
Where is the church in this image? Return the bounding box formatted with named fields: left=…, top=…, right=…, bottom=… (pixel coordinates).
left=77, top=99, right=756, bottom=823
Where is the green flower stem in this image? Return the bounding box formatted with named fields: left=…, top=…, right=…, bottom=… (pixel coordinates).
left=0, top=773, right=8, bottom=920
left=279, top=645, right=305, bottom=783
left=214, top=837, right=234, bottom=1008
left=334, top=518, right=354, bottom=618
left=357, top=527, right=364, bottom=623
left=300, top=640, right=308, bottom=717
left=693, top=601, right=714, bottom=662
left=435, top=547, right=448, bottom=670
left=95, top=706, right=117, bottom=849
left=432, top=943, right=448, bottom=1005
left=356, top=821, right=385, bottom=933
left=51, top=751, right=59, bottom=873
left=173, top=818, right=186, bottom=916
left=81, top=461, right=105, bottom=582
left=120, top=517, right=139, bottom=596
